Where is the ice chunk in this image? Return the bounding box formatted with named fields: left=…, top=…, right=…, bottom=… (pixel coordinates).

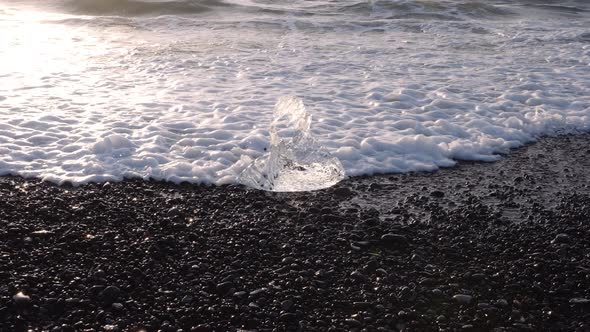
left=239, top=96, right=345, bottom=192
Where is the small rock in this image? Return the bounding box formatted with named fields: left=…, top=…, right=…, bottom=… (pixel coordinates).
left=322, top=214, right=341, bottom=222
left=495, top=299, right=509, bottom=307
left=350, top=270, right=368, bottom=282
left=430, top=190, right=444, bottom=198
left=281, top=257, right=296, bottom=264
left=89, top=285, right=105, bottom=297
left=181, top=295, right=193, bottom=304
left=216, top=282, right=234, bottom=295
left=249, top=288, right=268, bottom=297
left=13, top=292, right=31, bottom=307
left=552, top=233, right=570, bottom=244
left=345, top=319, right=362, bottom=328
left=419, top=277, right=437, bottom=286
left=471, top=273, right=486, bottom=281
left=103, top=325, right=120, bottom=332
left=301, top=224, right=316, bottom=232
left=281, top=300, right=294, bottom=311
left=100, top=286, right=121, bottom=303
left=353, top=302, right=370, bottom=309
left=453, top=294, right=473, bottom=305
left=61, top=324, right=75, bottom=332
left=380, top=233, right=408, bottom=248
left=350, top=242, right=361, bottom=251
left=111, top=303, right=124, bottom=311
left=65, top=298, right=80, bottom=306
left=333, top=187, right=353, bottom=198
left=369, top=183, right=382, bottom=191
left=192, top=324, right=211, bottom=332
left=31, top=230, right=54, bottom=237
left=167, top=206, right=181, bottom=217
left=279, top=313, right=296, bottom=321
left=95, top=310, right=106, bottom=321
left=569, top=298, right=590, bottom=305
left=94, top=269, right=106, bottom=278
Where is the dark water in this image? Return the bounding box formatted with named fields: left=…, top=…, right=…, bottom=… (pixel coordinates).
left=9, top=0, right=590, bottom=19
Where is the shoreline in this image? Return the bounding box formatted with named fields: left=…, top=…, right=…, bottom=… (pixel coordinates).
left=2, top=134, right=590, bottom=331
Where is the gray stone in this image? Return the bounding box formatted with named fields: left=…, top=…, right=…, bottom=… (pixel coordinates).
left=380, top=233, right=408, bottom=247
left=215, top=282, right=234, bottom=295
left=570, top=298, right=590, bottom=305
left=333, top=187, right=353, bottom=197
left=100, top=286, right=121, bottom=303
left=350, top=270, right=368, bottom=282
left=495, top=299, right=509, bottom=307
left=453, top=294, right=473, bottom=305
left=279, top=313, right=297, bottom=321
left=167, top=206, right=181, bottom=217
left=552, top=233, right=570, bottom=244
left=103, top=325, right=120, bottom=332
left=430, top=190, right=444, bottom=198
left=281, top=300, right=294, bottom=311
left=111, top=303, right=124, bottom=311
left=345, top=319, right=362, bottom=328
left=249, top=288, right=268, bottom=297
left=13, top=292, right=31, bottom=306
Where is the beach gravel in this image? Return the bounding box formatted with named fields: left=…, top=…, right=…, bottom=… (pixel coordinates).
left=1, top=135, right=590, bottom=331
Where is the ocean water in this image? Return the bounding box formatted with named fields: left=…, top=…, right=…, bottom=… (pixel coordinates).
left=0, top=0, right=589, bottom=185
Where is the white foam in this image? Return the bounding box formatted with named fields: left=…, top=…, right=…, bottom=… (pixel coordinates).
left=0, top=3, right=589, bottom=185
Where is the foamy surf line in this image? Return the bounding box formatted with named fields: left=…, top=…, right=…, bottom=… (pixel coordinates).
left=0, top=0, right=589, bottom=186
left=1, top=101, right=589, bottom=187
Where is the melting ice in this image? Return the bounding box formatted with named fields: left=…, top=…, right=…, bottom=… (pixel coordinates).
left=239, top=96, right=344, bottom=192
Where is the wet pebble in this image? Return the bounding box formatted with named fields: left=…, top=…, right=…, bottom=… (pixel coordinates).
left=552, top=233, right=570, bottom=244
left=453, top=294, right=473, bottom=305
left=380, top=233, right=408, bottom=248
left=350, top=270, right=368, bottom=282
left=13, top=292, right=31, bottom=307
left=100, top=286, right=121, bottom=304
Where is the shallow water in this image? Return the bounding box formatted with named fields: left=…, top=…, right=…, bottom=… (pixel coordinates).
left=0, top=0, right=589, bottom=185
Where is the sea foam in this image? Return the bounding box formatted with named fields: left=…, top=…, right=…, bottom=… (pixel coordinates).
left=0, top=1, right=589, bottom=185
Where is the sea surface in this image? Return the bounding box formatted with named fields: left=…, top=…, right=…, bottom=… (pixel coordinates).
left=0, top=0, right=589, bottom=185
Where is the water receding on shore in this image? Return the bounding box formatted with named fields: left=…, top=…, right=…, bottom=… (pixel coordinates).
left=0, top=0, right=589, bottom=185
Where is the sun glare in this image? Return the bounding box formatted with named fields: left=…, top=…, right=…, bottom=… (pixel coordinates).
left=0, top=8, right=87, bottom=84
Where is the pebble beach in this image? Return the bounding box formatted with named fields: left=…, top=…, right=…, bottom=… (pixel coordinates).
left=2, top=134, right=590, bottom=331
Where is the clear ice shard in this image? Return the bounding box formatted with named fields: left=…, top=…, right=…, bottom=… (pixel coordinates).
left=238, top=96, right=345, bottom=192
